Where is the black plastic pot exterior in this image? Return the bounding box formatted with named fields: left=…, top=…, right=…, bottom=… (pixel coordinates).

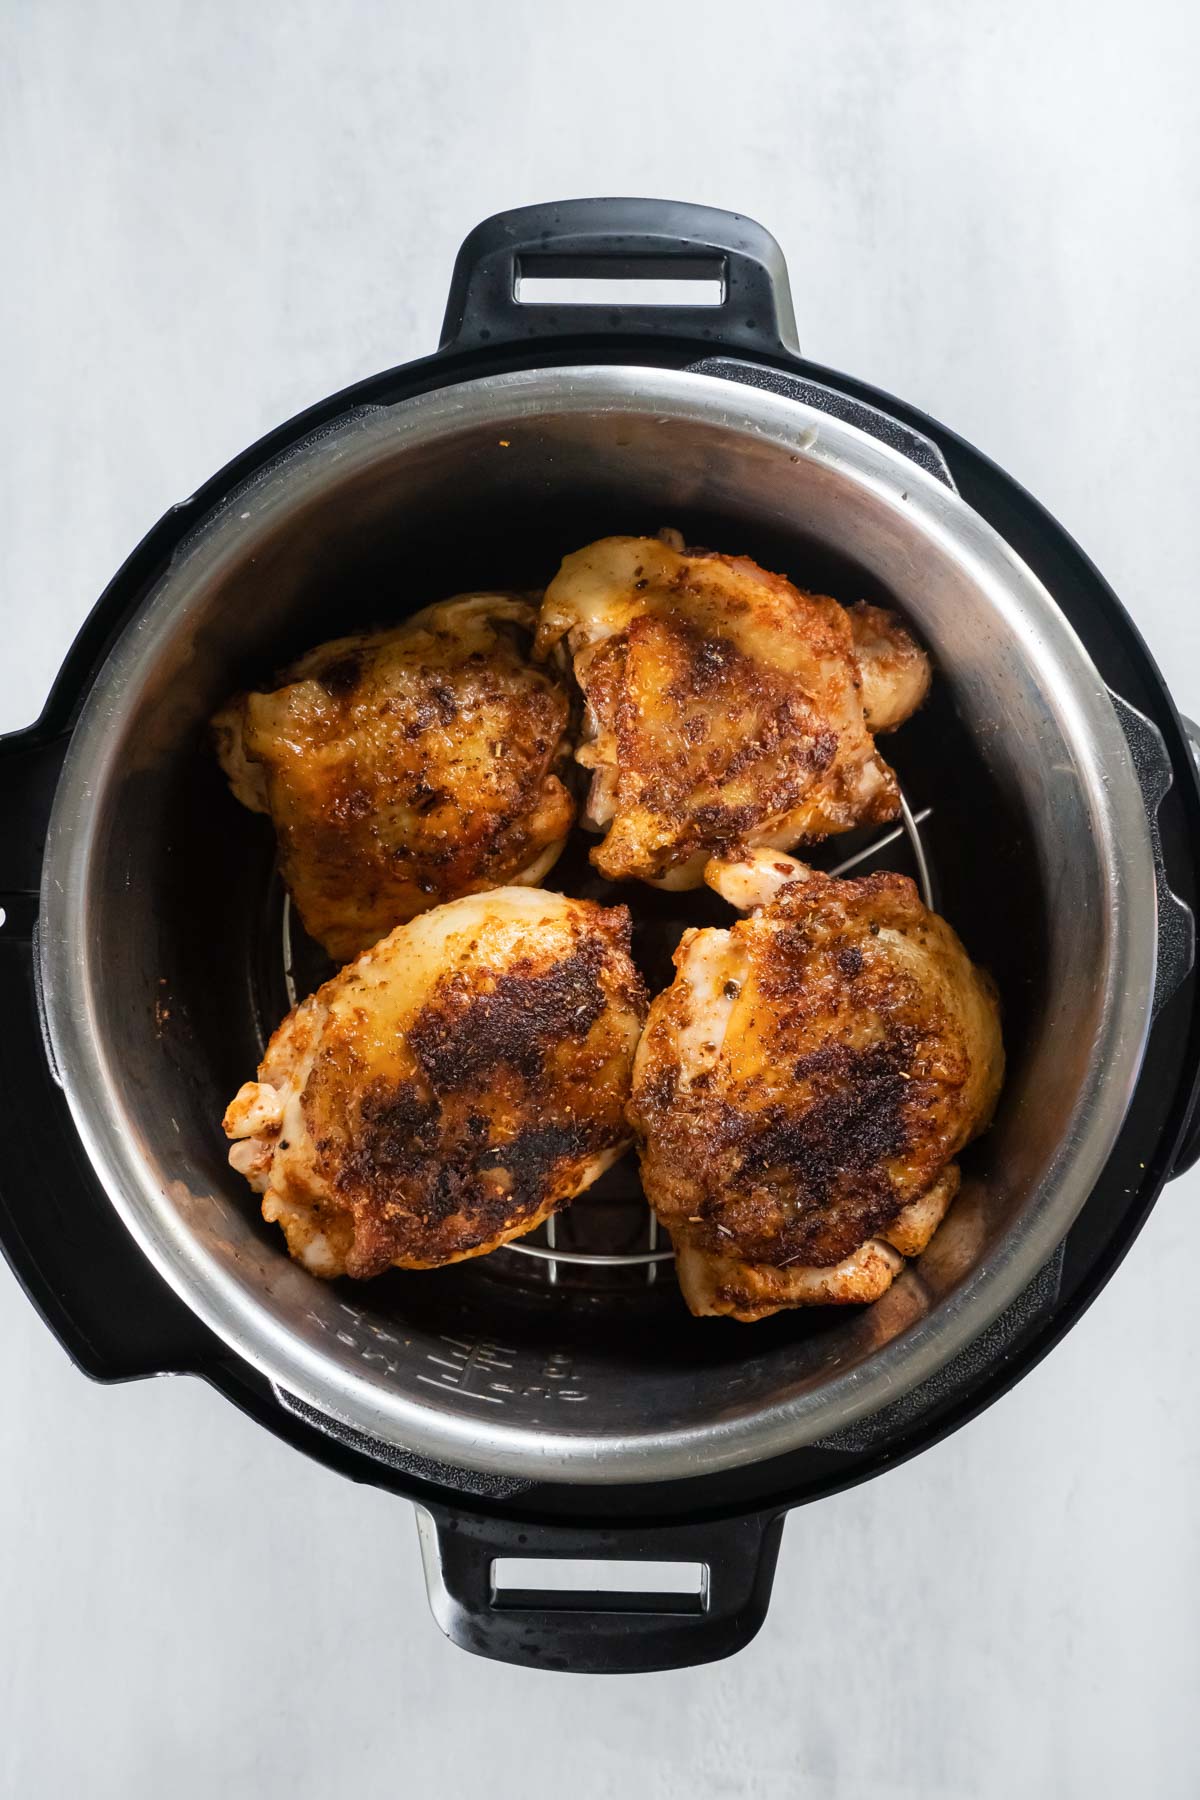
left=2, top=199, right=1199, bottom=1675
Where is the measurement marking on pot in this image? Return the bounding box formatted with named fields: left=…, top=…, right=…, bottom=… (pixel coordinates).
left=419, top=1337, right=522, bottom=1403
left=442, top=1335, right=517, bottom=1359
left=364, top=1322, right=401, bottom=1347
left=416, top=1374, right=504, bottom=1404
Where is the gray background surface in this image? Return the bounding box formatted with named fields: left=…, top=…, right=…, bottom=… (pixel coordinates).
left=2, top=3, right=1199, bottom=1795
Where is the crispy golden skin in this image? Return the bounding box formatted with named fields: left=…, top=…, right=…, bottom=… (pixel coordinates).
left=223, top=889, right=648, bottom=1280
left=628, top=849, right=1004, bottom=1320
left=535, top=535, right=929, bottom=890
left=214, top=595, right=575, bottom=962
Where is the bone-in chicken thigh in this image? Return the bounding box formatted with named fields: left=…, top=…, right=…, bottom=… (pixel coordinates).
left=214, top=595, right=575, bottom=962
left=628, top=849, right=1003, bottom=1319
left=535, top=535, right=930, bottom=890
left=224, top=889, right=647, bottom=1279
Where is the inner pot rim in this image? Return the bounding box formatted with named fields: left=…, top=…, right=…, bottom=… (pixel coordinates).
left=39, top=362, right=1158, bottom=1483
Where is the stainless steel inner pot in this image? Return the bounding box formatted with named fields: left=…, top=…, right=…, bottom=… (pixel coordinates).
left=39, top=363, right=1159, bottom=1483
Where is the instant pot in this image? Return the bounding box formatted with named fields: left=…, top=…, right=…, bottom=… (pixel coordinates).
left=3, top=198, right=1199, bottom=1673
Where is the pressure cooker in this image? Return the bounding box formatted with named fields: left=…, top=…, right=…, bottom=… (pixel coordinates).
left=2, top=198, right=1198, bottom=1673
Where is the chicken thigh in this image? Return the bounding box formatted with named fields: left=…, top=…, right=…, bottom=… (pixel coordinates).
left=224, top=889, right=647, bottom=1279
left=535, top=535, right=930, bottom=890
left=628, top=849, right=1003, bottom=1319
left=214, top=595, right=575, bottom=962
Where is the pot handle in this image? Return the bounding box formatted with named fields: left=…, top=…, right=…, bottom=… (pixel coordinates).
left=0, top=725, right=221, bottom=1380
left=1108, top=693, right=1196, bottom=1023
left=0, top=727, right=69, bottom=936
left=1164, top=713, right=1200, bottom=1178
left=439, top=197, right=798, bottom=358
left=415, top=1502, right=784, bottom=1673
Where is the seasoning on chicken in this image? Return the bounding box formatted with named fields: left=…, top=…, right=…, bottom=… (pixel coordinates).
left=535, top=534, right=930, bottom=890
left=214, top=595, right=575, bottom=962
left=628, top=848, right=1003, bottom=1319
left=223, top=889, right=647, bottom=1279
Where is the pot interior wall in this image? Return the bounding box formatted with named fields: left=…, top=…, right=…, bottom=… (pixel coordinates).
left=60, top=377, right=1122, bottom=1462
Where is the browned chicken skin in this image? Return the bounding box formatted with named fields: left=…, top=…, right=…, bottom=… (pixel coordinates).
left=535, top=535, right=930, bottom=890
left=846, top=601, right=932, bottom=732
left=213, top=595, right=575, bottom=962
left=223, top=888, right=648, bottom=1279
left=629, top=848, right=1003, bottom=1319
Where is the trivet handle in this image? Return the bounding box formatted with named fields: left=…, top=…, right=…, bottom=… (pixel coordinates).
left=439, top=197, right=798, bottom=358
left=415, top=1502, right=785, bottom=1674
